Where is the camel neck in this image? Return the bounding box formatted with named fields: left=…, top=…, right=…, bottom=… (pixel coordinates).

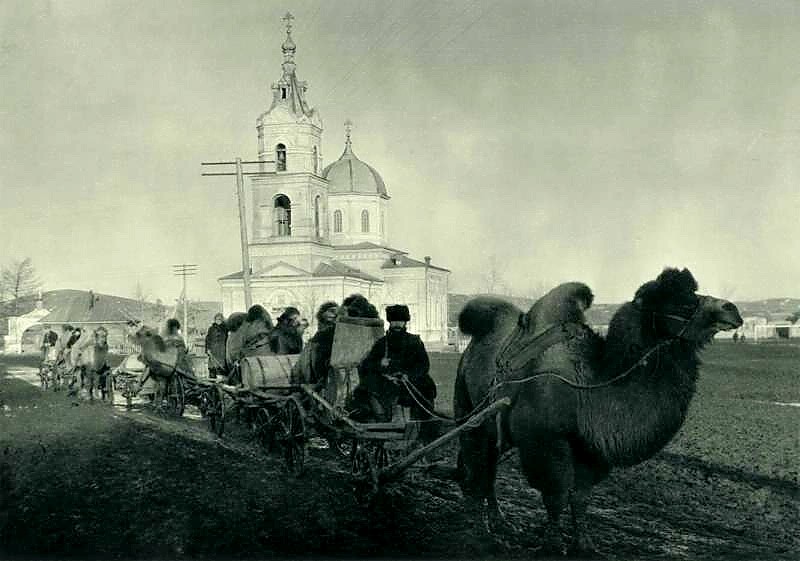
left=579, top=305, right=700, bottom=466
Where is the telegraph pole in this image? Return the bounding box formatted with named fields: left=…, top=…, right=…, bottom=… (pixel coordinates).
left=201, top=158, right=275, bottom=310
left=173, top=264, right=197, bottom=343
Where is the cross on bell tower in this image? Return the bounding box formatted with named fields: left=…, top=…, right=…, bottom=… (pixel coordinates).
left=282, top=11, right=294, bottom=32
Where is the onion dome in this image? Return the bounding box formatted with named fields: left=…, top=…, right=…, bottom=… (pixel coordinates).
left=322, top=120, right=388, bottom=197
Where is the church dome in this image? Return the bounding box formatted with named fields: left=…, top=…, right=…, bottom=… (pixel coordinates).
left=322, top=127, right=388, bottom=197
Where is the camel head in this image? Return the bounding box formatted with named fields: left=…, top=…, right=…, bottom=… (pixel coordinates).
left=632, top=268, right=742, bottom=345
left=132, top=324, right=167, bottom=352
left=93, top=326, right=108, bottom=347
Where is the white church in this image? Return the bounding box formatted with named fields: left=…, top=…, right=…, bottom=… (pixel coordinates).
left=219, top=15, right=450, bottom=345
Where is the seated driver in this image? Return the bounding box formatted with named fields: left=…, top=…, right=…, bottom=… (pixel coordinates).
left=355, top=305, right=438, bottom=441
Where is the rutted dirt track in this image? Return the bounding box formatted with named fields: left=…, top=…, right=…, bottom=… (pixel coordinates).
left=1, top=356, right=798, bottom=560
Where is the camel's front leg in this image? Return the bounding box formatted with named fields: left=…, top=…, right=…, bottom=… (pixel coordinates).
left=569, top=467, right=600, bottom=558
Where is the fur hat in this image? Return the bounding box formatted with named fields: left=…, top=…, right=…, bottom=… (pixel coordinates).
left=316, top=301, right=339, bottom=325
left=247, top=304, right=272, bottom=325
left=343, top=294, right=379, bottom=319
left=386, top=304, right=411, bottom=322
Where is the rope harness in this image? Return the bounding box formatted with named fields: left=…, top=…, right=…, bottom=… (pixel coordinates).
left=395, top=301, right=703, bottom=436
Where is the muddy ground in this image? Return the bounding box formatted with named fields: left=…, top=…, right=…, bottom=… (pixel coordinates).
left=0, top=351, right=797, bottom=560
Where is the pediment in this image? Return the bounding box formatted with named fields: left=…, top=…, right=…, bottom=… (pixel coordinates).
left=256, top=261, right=312, bottom=278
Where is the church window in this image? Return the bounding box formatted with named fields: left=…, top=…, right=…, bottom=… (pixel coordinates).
left=313, top=146, right=318, bottom=174
left=276, top=144, right=287, bottom=171
left=361, top=210, right=370, bottom=233
left=314, top=195, right=321, bottom=238
left=274, top=194, right=292, bottom=236
left=281, top=87, right=287, bottom=99
left=333, top=210, right=342, bottom=233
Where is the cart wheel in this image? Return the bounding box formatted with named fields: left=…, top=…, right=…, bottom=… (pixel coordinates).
left=278, top=398, right=306, bottom=476
left=350, top=441, right=372, bottom=476
left=123, top=379, right=134, bottom=409
left=166, top=375, right=185, bottom=417
left=351, top=441, right=379, bottom=505
left=253, top=407, right=275, bottom=452
left=208, top=385, right=225, bottom=437
left=105, top=374, right=115, bottom=405
left=374, top=442, right=390, bottom=469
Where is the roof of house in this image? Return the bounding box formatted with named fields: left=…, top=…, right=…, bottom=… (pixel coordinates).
left=0, top=289, right=165, bottom=325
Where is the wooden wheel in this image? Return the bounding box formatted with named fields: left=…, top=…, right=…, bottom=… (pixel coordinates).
left=166, top=375, right=185, bottom=417
left=350, top=440, right=379, bottom=505
left=374, top=442, right=390, bottom=469
left=208, top=385, right=225, bottom=437
left=277, top=398, right=306, bottom=476
left=39, top=365, right=48, bottom=390
left=253, top=407, right=275, bottom=452
left=105, top=373, right=115, bottom=405
left=120, top=377, right=135, bottom=409
left=350, top=440, right=372, bottom=477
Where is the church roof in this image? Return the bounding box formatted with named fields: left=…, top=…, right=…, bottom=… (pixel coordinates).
left=333, top=242, right=407, bottom=254
left=313, top=260, right=383, bottom=283
left=219, top=260, right=383, bottom=284
left=382, top=254, right=450, bottom=273
left=322, top=122, right=388, bottom=197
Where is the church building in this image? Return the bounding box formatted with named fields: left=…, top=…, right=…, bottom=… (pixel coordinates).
left=218, top=15, right=449, bottom=345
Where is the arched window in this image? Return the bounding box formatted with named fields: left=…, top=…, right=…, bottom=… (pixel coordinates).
left=333, top=210, right=342, bottom=233
left=312, top=146, right=318, bottom=175
left=274, top=195, right=291, bottom=236
left=314, top=195, right=321, bottom=238
left=276, top=143, right=286, bottom=172
left=361, top=209, right=370, bottom=233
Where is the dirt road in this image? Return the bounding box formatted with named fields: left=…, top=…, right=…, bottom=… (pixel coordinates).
left=1, top=355, right=797, bottom=560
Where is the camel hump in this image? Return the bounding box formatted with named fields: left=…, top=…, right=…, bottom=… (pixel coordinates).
left=458, top=296, right=521, bottom=338
left=530, top=282, right=595, bottom=327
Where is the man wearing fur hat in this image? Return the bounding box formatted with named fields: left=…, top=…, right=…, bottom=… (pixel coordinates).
left=358, top=304, right=438, bottom=440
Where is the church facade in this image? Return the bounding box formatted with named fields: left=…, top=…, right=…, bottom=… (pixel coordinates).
left=219, top=16, right=449, bottom=345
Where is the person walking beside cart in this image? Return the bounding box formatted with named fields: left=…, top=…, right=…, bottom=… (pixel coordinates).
left=357, top=305, right=438, bottom=443
left=205, top=313, right=228, bottom=379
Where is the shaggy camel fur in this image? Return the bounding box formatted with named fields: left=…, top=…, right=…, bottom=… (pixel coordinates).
left=455, top=268, right=742, bottom=556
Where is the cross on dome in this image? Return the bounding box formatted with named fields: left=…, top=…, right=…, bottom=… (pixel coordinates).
left=344, top=119, right=353, bottom=147
left=282, top=12, right=294, bottom=33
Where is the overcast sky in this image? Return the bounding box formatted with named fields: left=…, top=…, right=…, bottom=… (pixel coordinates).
left=2, top=0, right=799, bottom=305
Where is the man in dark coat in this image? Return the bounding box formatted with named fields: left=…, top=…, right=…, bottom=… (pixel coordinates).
left=204, top=313, right=228, bottom=379
left=357, top=305, right=437, bottom=434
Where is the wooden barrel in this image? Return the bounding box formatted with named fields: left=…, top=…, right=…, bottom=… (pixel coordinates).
left=241, top=355, right=300, bottom=390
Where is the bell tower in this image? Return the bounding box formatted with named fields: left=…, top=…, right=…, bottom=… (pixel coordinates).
left=250, top=13, right=329, bottom=274
left=249, top=13, right=330, bottom=272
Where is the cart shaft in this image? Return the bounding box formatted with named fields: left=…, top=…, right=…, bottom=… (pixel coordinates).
left=379, top=397, right=511, bottom=484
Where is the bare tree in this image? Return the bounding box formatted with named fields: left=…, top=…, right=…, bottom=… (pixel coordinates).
left=2, top=258, right=42, bottom=315
left=525, top=279, right=550, bottom=301
left=483, top=254, right=509, bottom=295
